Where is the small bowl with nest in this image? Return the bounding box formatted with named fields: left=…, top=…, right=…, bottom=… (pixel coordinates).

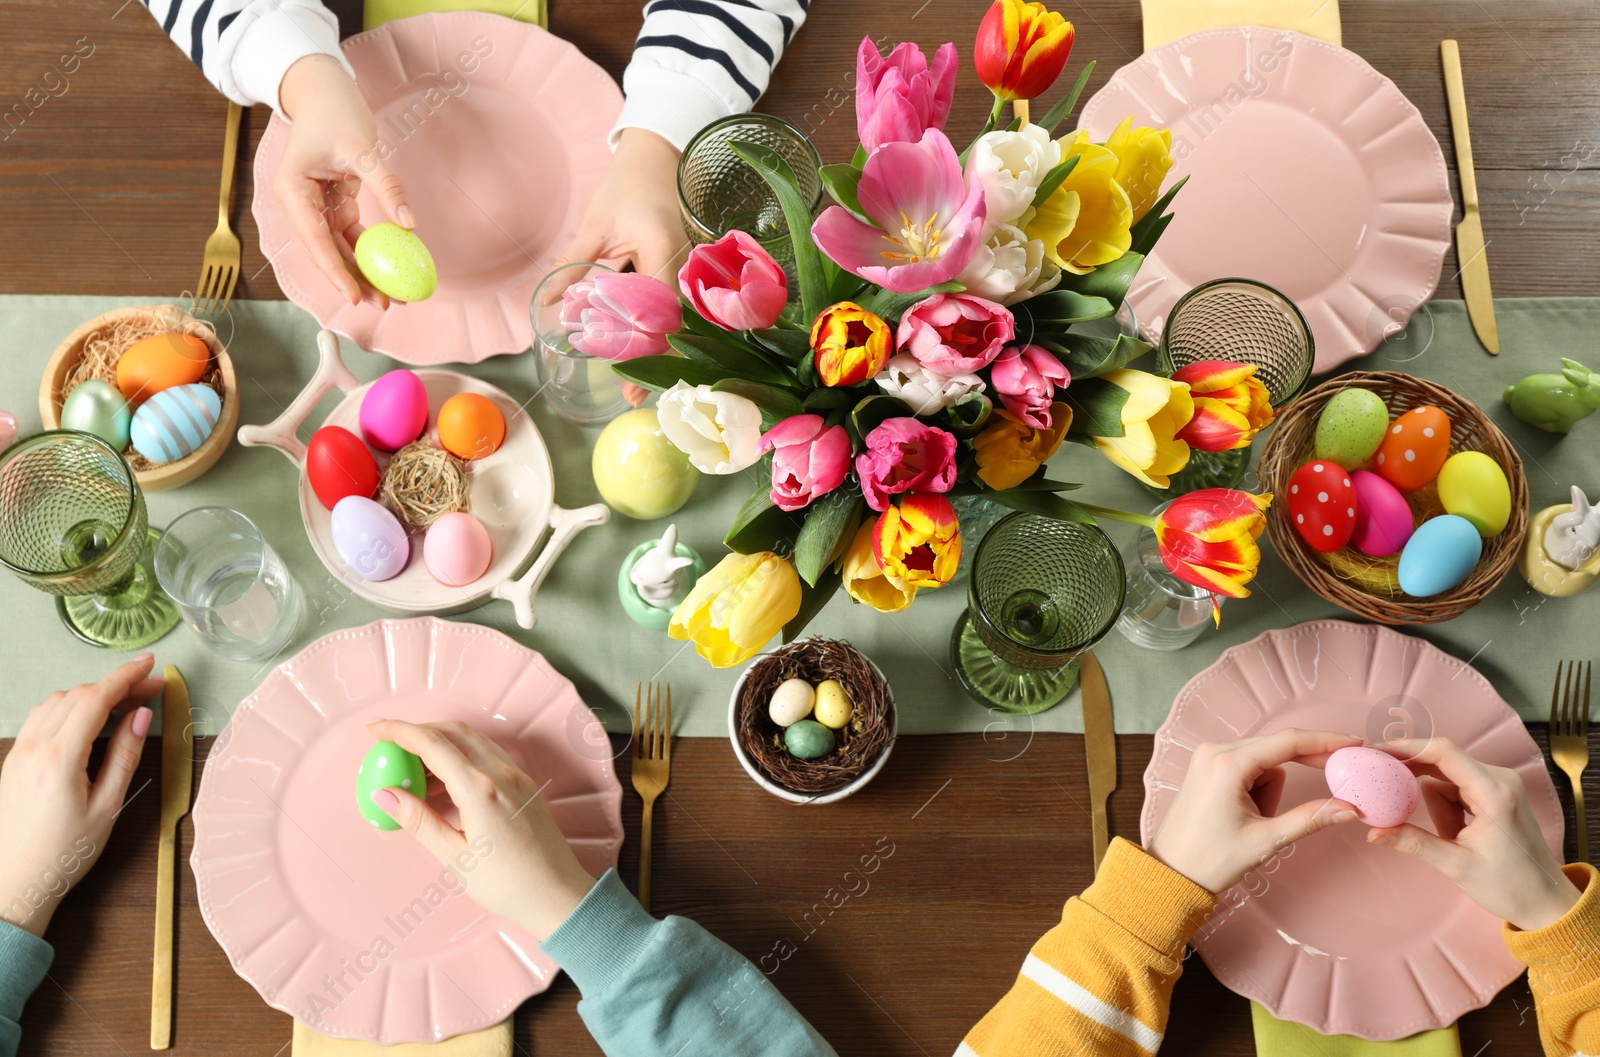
left=39, top=305, right=239, bottom=491
left=1258, top=370, right=1528, bottom=624
left=729, top=638, right=897, bottom=805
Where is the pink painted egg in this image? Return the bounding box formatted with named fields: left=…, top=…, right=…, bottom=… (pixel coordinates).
left=1324, top=746, right=1420, bottom=829
left=359, top=370, right=429, bottom=452
left=1349, top=470, right=1414, bottom=557
left=1287, top=460, right=1356, bottom=552
left=1374, top=405, right=1451, bottom=492
left=423, top=512, right=493, bottom=587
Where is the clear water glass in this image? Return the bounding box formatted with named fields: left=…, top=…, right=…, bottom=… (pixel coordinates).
left=530, top=261, right=632, bottom=426
left=1114, top=508, right=1223, bottom=651
left=154, top=507, right=302, bottom=661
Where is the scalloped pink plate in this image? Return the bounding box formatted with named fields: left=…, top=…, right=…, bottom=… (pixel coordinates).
left=1141, top=621, right=1561, bottom=1040
left=191, top=617, right=625, bottom=1043
left=252, top=12, right=622, bottom=364
left=1080, top=28, right=1453, bottom=373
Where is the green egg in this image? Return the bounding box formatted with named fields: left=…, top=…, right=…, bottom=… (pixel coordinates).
left=783, top=719, right=836, bottom=760
left=354, top=222, right=438, bottom=302
left=355, top=740, right=426, bottom=831
left=60, top=380, right=132, bottom=450
left=1314, top=388, right=1389, bottom=470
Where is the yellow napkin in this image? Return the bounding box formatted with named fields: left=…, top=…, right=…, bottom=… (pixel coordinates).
left=363, top=0, right=545, bottom=31
left=1251, top=1003, right=1461, bottom=1056
left=1141, top=0, right=1341, bottom=50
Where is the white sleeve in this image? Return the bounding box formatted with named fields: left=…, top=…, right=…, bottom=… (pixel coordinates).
left=613, top=0, right=809, bottom=151
left=146, top=0, right=354, bottom=115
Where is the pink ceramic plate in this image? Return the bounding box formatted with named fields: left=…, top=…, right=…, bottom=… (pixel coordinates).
left=191, top=617, right=625, bottom=1043
left=252, top=12, right=622, bottom=364
left=1141, top=621, right=1562, bottom=1040
left=1080, top=28, right=1453, bottom=373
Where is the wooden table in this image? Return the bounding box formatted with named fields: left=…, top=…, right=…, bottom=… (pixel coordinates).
left=3, top=0, right=1598, bottom=1053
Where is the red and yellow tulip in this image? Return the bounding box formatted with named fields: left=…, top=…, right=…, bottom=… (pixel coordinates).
left=974, top=0, right=1075, bottom=103
left=1171, top=360, right=1275, bottom=452
left=872, top=493, right=962, bottom=588
left=812, top=302, right=893, bottom=387
left=842, top=522, right=917, bottom=613
left=1154, top=489, right=1273, bottom=617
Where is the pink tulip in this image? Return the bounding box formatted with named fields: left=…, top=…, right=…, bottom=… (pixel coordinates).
left=855, top=417, right=958, bottom=512
left=561, top=272, right=682, bottom=361
left=856, top=38, right=958, bottom=153
left=678, top=231, right=788, bottom=331
left=897, top=293, right=1014, bottom=376
left=760, top=414, right=852, bottom=511
left=991, top=344, right=1070, bottom=429
left=811, top=129, right=986, bottom=294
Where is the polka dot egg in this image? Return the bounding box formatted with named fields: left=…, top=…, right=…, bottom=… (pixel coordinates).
left=355, top=740, right=426, bottom=831
left=1286, top=460, right=1356, bottom=553
left=1374, top=406, right=1452, bottom=492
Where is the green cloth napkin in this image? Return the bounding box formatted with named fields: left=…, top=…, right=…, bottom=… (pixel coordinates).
left=363, top=0, right=545, bottom=32
left=1252, top=1002, right=1461, bottom=1055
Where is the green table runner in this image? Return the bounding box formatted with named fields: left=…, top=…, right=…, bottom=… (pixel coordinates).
left=1, top=295, right=1595, bottom=738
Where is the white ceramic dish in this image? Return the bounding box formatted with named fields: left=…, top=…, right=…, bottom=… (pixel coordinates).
left=238, top=330, right=606, bottom=627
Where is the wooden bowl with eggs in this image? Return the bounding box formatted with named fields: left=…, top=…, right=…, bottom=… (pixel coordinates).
left=38, top=305, right=240, bottom=492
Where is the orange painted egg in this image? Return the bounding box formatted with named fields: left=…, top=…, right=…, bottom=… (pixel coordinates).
left=116, top=333, right=210, bottom=406
left=1374, top=406, right=1451, bottom=492
left=436, top=393, right=505, bottom=460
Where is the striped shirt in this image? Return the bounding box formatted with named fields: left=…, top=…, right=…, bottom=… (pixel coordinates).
left=144, top=0, right=806, bottom=148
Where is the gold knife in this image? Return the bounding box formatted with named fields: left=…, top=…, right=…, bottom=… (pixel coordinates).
left=1441, top=40, right=1499, bottom=355
left=1078, top=652, right=1117, bottom=874
left=151, top=666, right=194, bottom=1050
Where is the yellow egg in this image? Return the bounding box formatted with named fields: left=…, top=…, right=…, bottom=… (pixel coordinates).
left=1436, top=451, right=1511, bottom=537
left=116, top=333, right=209, bottom=406
left=436, top=393, right=505, bottom=460
left=813, top=679, right=854, bottom=729
left=592, top=408, right=697, bottom=519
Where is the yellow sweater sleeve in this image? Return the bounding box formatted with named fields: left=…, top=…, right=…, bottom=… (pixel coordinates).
left=959, top=838, right=1217, bottom=1057
left=1504, top=863, right=1600, bottom=1057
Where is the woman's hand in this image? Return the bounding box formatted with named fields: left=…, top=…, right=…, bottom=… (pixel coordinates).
left=276, top=54, right=413, bottom=308
left=366, top=720, right=598, bottom=941
left=552, top=128, right=690, bottom=291
left=0, top=657, right=163, bottom=937
left=1147, top=728, right=1361, bottom=894
left=1369, top=737, right=1580, bottom=931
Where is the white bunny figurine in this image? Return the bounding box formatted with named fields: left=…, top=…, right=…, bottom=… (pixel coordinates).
left=1546, top=486, right=1600, bottom=571
left=630, top=524, right=696, bottom=609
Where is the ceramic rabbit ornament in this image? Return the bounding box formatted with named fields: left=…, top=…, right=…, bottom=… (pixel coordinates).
left=1503, top=359, right=1600, bottom=433
left=1521, top=486, right=1600, bottom=596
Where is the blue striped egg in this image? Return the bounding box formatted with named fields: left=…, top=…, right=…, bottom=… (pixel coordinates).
left=129, top=383, right=221, bottom=463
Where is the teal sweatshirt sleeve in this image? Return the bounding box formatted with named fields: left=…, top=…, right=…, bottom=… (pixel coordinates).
left=0, top=921, right=53, bottom=1057
left=541, top=870, right=836, bottom=1057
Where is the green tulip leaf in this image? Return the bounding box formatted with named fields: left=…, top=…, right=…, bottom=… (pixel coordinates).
left=802, top=387, right=858, bottom=411
left=1128, top=175, right=1189, bottom=258
left=724, top=479, right=804, bottom=554
left=944, top=391, right=993, bottom=436
left=1056, top=251, right=1147, bottom=310
left=611, top=355, right=730, bottom=392
left=1039, top=61, right=1097, bottom=133
left=783, top=566, right=843, bottom=643
left=1061, top=376, right=1130, bottom=438
left=1030, top=153, right=1082, bottom=210
left=992, top=489, right=1096, bottom=525
left=820, top=163, right=872, bottom=225
left=666, top=334, right=795, bottom=387
left=749, top=326, right=812, bottom=363
left=793, top=491, right=864, bottom=587
left=1043, top=331, right=1153, bottom=378
left=858, top=280, right=966, bottom=324
left=850, top=394, right=915, bottom=441
left=1011, top=289, right=1116, bottom=333
left=727, top=139, right=829, bottom=322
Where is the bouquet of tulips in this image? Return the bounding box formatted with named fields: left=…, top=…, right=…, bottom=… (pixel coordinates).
left=561, top=0, right=1278, bottom=667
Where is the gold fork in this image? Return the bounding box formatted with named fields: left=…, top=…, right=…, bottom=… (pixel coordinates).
left=631, top=682, right=671, bottom=911
left=194, top=101, right=243, bottom=316
left=1550, top=660, right=1592, bottom=864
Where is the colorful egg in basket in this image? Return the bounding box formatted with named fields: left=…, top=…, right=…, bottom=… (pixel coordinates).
left=237, top=330, right=607, bottom=627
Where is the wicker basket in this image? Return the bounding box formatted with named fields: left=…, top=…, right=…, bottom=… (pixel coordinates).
left=1258, top=371, right=1527, bottom=624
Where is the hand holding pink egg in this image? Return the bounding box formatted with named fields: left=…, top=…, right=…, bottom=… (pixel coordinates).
left=1324, top=746, right=1421, bottom=829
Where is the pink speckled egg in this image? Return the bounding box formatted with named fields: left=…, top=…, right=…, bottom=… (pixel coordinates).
left=1324, top=746, right=1420, bottom=829
left=1349, top=471, right=1414, bottom=558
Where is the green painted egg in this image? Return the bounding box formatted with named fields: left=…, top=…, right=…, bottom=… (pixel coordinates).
left=61, top=380, right=132, bottom=450
left=354, top=222, right=437, bottom=302
left=1314, top=388, right=1389, bottom=470
left=1436, top=451, right=1511, bottom=536
left=783, top=719, right=836, bottom=760
left=355, top=740, right=426, bottom=830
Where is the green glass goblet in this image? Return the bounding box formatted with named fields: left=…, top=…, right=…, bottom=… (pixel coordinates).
left=951, top=513, right=1126, bottom=715
left=677, top=113, right=822, bottom=275
left=0, top=430, right=179, bottom=649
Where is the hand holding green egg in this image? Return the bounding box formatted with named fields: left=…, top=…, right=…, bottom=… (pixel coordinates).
left=356, top=740, right=426, bottom=830
left=354, top=223, right=438, bottom=303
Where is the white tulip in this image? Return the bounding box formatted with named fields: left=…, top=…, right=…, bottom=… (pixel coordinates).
left=957, top=221, right=1062, bottom=306
left=875, top=354, right=986, bottom=416
left=655, top=381, right=764, bottom=474
left=963, top=125, right=1062, bottom=226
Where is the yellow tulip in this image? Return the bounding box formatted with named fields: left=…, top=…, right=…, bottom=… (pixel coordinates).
left=1086, top=369, right=1193, bottom=488
left=972, top=402, right=1072, bottom=490
left=1024, top=131, right=1133, bottom=274
left=1103, top=116, right=1174, bottom=223
left=841, top=522, right=917, bottom=613
left=668, top=551, right=802, bottom=667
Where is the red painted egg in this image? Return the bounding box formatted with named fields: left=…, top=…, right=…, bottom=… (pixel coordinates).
left=1287, top=460, right=1356, bottom=552
left=307, top=425, right=379, bottom=510
left=1374, top=406, right=1451, bottom=492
